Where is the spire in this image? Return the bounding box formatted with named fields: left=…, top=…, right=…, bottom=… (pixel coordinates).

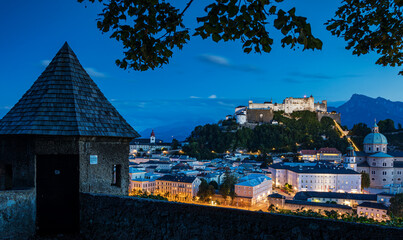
left=0, top=42, right=139, bottom=138
left=373, top=120, right=379, bottom=133
left=151, top=130, right=155, bottom=137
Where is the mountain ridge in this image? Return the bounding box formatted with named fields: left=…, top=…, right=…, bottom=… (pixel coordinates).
left=328, top=94, right=403, bottom=128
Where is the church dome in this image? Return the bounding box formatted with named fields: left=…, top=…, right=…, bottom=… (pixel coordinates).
left=363, top=122, right=387, bottom=145
left=363, top=133, right=387, bottom=145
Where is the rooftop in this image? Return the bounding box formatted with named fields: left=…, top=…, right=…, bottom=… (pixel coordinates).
left=358, top=202, right=388, bottom=210
left=294, top=191, right=377, bottom=201
left=285, top=200, right=352, bottom=209
left=156, top=175, right=197, bottom=183
left=317, top=148, right=341, bottom=154
left=270, top=162, right=359, bottom=174
left=0, top=42, right=138, bottom=138
left=268, top=193, right=286, bottom=199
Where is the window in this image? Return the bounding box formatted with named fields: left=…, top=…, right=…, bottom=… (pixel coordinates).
left=371, top=171, right=375, bottom=174
left=112, top=164, right=122, bottom=187
left=382, top=171, right=387, bottom=175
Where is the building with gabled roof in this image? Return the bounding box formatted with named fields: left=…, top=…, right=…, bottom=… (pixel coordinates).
left=235, top=174, right=272, bottom=205
left=0, top=42, right=138, bottom=235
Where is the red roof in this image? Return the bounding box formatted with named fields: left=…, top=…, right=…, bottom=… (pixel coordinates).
left=151, top=130, right=155, bottom=137
left=317, top=148, right=341, bottom=154
left=300, top=150, right=317, bottom=155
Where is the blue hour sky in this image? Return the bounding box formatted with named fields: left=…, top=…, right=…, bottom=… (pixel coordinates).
left=0, top=0, right=402, bottom=137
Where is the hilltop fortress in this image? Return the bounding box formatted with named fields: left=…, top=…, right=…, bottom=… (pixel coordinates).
left=235, top=96, right=340, bottom=125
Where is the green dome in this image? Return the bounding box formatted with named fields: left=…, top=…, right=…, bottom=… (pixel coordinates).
left=363, top=132, right=388, bottom=145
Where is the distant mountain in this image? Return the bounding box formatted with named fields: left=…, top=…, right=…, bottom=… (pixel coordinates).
left=328, top=94, right=403, bottom=128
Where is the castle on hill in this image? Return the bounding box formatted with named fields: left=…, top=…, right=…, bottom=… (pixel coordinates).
left=235, top=96, right=340, bottom=126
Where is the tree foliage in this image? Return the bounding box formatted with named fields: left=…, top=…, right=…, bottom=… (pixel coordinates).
left=326, top=0, right=403, bottom=75
left=219, top=172, right=237, bottom=200
left=389, top=193, right=403, bottom=217
left=171, top=138, right=180, bottom=150
left=80, top=0, right=403, bottom=74
left=378, top=119, right=396, bottom=133
left=350, top=123, right=371, bottom=137
left=197, top=178, right=216, bottom=201
left=78, top=0, right=322, bottom=71
left=361, top=172, right=370, bottom=189
left=183, top=111, right=349, bottom=159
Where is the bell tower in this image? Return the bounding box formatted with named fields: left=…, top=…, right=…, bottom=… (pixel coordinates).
left=150, top=130, right=156, bottom=144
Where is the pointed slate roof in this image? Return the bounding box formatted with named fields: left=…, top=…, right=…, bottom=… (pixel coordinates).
left=0, top=42, right=139, bottom=138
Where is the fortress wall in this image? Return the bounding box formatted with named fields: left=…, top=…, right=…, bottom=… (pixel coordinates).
left=317, top=112, right=341, bottom=124
left=246, top=109, right=274, bottom=123
left=0, top=189, right=35, bottom=240
left=80, top=193, right=403, bottom=240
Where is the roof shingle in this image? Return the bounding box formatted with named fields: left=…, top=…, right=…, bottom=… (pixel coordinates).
left=0, top=42, right=139, bottom=138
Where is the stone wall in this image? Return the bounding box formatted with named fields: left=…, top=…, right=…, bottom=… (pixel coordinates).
left=80, top=193, right=403, bottom=240
left=246, top=109, right=274, bottom=123
left=317, top=112, right=341, bottom=124
left=78, top=137, right=131, bottom=195
left=0, top=189, right=35, bottom=240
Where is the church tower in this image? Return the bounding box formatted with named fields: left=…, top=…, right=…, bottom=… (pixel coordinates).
left=150, top=130, right=156, bottom=144
left=343, top=146, right=357, bottom=171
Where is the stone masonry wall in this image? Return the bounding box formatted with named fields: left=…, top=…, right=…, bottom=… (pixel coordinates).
left=0, top=189, right=35, bottom=240
left=317, top=112, right=341, bottom=124
left=80, top=193, right=403, bottom=240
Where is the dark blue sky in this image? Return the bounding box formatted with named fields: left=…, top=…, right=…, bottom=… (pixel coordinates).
left=0, top=0, right=402, bottom=137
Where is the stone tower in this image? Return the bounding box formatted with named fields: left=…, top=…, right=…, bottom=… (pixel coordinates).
left=0, top=42, right=139, bottom=235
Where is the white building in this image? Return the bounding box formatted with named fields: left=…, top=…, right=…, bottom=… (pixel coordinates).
left=299, top=148, right=342, bottom=163
left=130, top=130, right=171, bottom=154
left=248, top=96, right=327, bottom=114
left=130, top=179, right=156, bottom=194
left=129, top=167, right=146, bottom=180
left=357, top=202, right=389, bottom=221
left=345, top=122, right=403, bottom=188
left=269, top=162, right=361, bottom=193
left=235, top=174, right=272, bottom=205
left=293, top=191, right=378, bottom=208
left=155, top=175, right=201, bottom=200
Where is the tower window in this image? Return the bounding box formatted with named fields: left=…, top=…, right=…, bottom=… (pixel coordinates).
left=112, top=164, right=121, bottom=187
